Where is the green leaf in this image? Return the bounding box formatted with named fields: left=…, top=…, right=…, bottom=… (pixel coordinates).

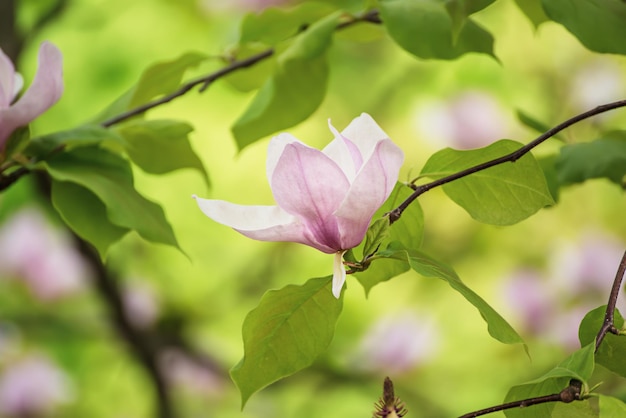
left=516, top=109, right=563, bottom=141
left=42, top=146, right=179, bottom=250
left=405, top=248, right=524, bottom=346
left=115, top=119, right=209, bottom=188
left=537, top=154, right=561, bottom=203
left=384, top=183, right=424, bottom=250
left=599, top=395, right=626, bottom=417
left=556, top=134, right=626, bottom=187
left=3, top=126, right=30, bottom=160
left=513, top=0, right=549, bottom=28
left=51, top=181, right=129, bottom=258
left=542, top=0, right=626, bottom=55
left=231, top=276, right=342, bottom=407
left=420, top=139, right=555, bottom=225
left=232, top=12, right=340, bottom=149
left=93, top=52, right=207, bottom=123
left=505, top=344, right=596, bottom=418
left=239, top=2, right=336, bottom=45
left=355, top=248, right=410, bottom=294
left=358, top=245, right=524, bottom=346
left=362, top=217, right=390, bottom=258
left=445, top=0, right=496, bottom=41
left=579, top=306, right=626, bottom=379
left=25, top=125, right=126, bottom=157
left=223, top=44, right=277, bottom=93
left=379, top=0, right=495, bottom=60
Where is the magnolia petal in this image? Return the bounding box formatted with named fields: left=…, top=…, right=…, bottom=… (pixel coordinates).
left=334, top=139, right=404, bottom=249
left=192, top=195, right=319, bottom=245
left=0, top=48, right=16, bottom=107
left=271, top=141, right=350, bottom=222
left=266, top=133, right=304, bottom=184
left=323, top=119, right=363, bottom=181
left=332, top=250, right=347, bottom=298
left=0, top=42, right=63, bottom=146
left=341, top=113, right=391, bottom=161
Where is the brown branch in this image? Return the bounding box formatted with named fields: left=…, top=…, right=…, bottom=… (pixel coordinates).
left=595, top=250, right=626, bottom=350
left=458, top=380, right=582, bottom=418
left=100, top=9, right=381, bottom=128
left=389, top=99, right=626, bottom=224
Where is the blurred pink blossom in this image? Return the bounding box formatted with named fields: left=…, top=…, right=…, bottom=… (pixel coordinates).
left=122, top=280, right=161, bottom=329
left=414, top=91, right=511, bottom=150
left=352, top=310, right=439, bottom=374
left=572, top=60, right=625, bottom=111
left=501, top=231, right=626, bottom=350
left=0, top=208, right=89, bottom=300
left=159, top=349, right=223, bottom=395
left=0, top=355, right=73, bottom=417
left=502, top=269, right=554, bottom=335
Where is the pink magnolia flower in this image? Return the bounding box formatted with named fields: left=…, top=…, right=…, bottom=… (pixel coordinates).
left=0, top=41, right=63, bottom=151
left=0, top=355, right=73, bottom=416
left=193, top=114, right=404, bottom=298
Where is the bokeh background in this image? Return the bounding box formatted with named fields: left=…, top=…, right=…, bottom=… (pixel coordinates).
left=1, top=0, right=625, bottom=416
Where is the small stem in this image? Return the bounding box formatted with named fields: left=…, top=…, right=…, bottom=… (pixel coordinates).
left=595, top=250, right=626, bottom=351
left=389, top=99, right=626, bottom=224
left=100, top=9, right=381, bottom=128
left=459, top=380, right=582, bottom=418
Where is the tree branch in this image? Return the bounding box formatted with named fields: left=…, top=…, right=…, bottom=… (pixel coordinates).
left=458, top=380, right=582, bottom=418
left=595, top=250, right=626, bottom=350
left=388, top=99, right=626, bottom=224
left=100, top=9, right=381, bottom=128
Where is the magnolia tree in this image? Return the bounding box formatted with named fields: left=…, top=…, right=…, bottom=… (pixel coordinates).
left=0, top=0, right=625, bottom=417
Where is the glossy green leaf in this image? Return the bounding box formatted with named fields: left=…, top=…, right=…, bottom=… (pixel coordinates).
left=556, top=134, right=626, bottom=187
left=94, top=52, right=207, bottom=123
left=579, top=306, right=626, bottom=379
left=25, top=125, right=126, bottom=157
left=542, top=0, right=626, bottom=55
left=537, top=155, right=561, bottom=203
left=239, top=2, right=336, bottom=45
left=599, top=395, right=626, bottom=417
left=379, top=0, right=494, bottom=60
left=421, top=140, right=555, bottom=225
left=505, top=344, right=596, bottom=418
left=362, top=217, right=390, bottom=258
left=384, top=183, right=424, bottom=250
left=51, top=181, right=129, bottom=258
left=42, top=146, right=179, bottom=250
left=231, top=276, right=342, bottom=407
left=513, top=0, right=548, bottom=28
left=115, top=119, right=209, bottom=188
left=232, top=12, right=340, bottom=149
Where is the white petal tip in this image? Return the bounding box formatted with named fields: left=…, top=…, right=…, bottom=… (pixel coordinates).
left=191, top=194, right=198, bottom=200
left=332, top=251, right=347, bottom=299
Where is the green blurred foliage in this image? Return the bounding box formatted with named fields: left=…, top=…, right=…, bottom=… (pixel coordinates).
left=1, top=0, right=626, bottom=417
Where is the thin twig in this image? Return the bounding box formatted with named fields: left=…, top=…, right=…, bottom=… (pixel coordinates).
left=389, top=99, right=626, bottom=224
left=458, top=380, right=582, bottom=418
left=595, top=250, right=626, bottom=350
left=101, top=9, right=381, bottom=128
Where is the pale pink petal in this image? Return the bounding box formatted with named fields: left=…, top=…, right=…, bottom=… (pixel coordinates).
left=266, top=133, right=303, bottom=184
left=271, top=142, right=350, bottom=250
left=0, top=49, right=16, bottom=107
left=340, top=113, right=391, bottom=160
left=193, top=196, right=320, bottom=247
left=323, top=119, right=363, bottom=181
left=334, top=139, right=404, bottom=248
left=0, top=42, right=63, bottom=146
left=332, top=250, right=347, bottom=298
